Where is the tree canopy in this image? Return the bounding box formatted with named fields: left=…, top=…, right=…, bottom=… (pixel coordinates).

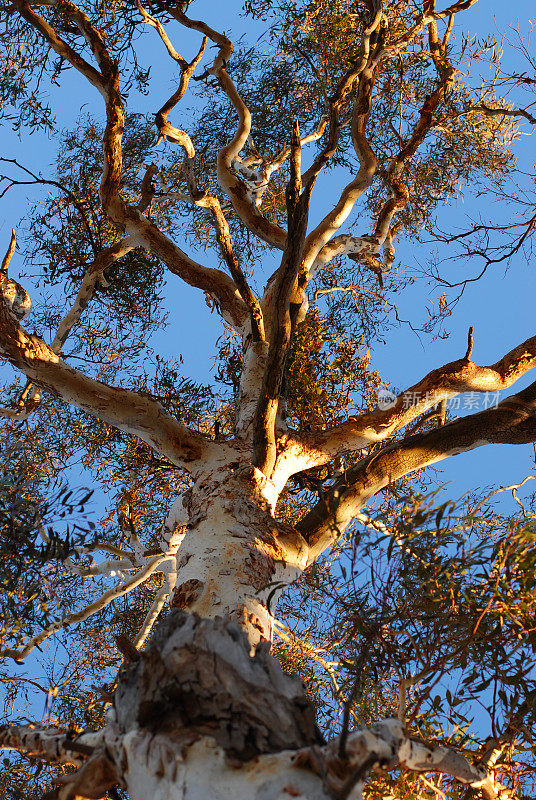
left=0, top=1, right=536, bottom=798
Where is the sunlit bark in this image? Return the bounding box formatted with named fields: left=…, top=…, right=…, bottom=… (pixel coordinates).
left=0, top=1, right=533, bottom=798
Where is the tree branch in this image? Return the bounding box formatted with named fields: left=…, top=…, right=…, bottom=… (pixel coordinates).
left=146, top=21, right=265, bottom=341
left=298, top=379, right=536, bottom=562
left=172, top=8, right=287, bottom=249
left=297, top=332, right=536, bottom=468
left=50, top=238, right=135, bottom=354
left=295, top=717, right=510, bottom=800
left=0, top=299, right=216, bottom=470
left=253, top=123, right=311, bottom=474
left=0, top=228, right=16, bottom=274
left=0, top=723, right=102, bottom=764
left=13, top=0, right=249, bottom=332
left=0, top=236, right=135, bottom=419
left=230, top=118, right=328, bottom=211
left=0, top=551, right=170, bottom=661
left=475, top=102, right=536, bottom=126
left=297, top=20, right=382, bottom=280
left=365, top=15, right=456, bottom=271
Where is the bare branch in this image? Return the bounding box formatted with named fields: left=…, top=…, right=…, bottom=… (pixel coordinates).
left=136, top=0, right=188, bottom=68
left=253, top=122, right=310, bottom=475
left=0, top=552, right=170, bottom=661
left=51, top=238, right=135, bottom=354
left=298, top=379, right=536, bottom=561
left=0, top=299, right=217, bottom=470
left=475, top=101, right=536, bottom=126
left=150, top=19, right=207, bottom=145
left=297, top=332, right=536, bottom=468
left=0, top=237, right=135, bottom=421
left=0, top=723, right=102, bottom=765
left=1, top=228, right=16, bottom=275
left=172, top=8, right=288, bottom=249
left=0, top=157, right=97, bottom=254
left=13, top=1, right=248, bottom=332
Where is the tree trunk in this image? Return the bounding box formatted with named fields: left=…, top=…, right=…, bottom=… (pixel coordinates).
left=107, top=466, right=330, bottom=798
left=112, top=611, right=328, bottom=800
left=165, top=462, right=309, bottom=646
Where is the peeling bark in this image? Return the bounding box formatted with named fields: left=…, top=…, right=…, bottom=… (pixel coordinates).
left=1, top=2, right=535, bottom=798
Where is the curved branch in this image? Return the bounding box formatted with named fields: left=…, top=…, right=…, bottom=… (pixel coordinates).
left=173, top=8, right=287, bottom=249
left=296, top=16, right=384, bottom=284
left=299, top=71, right=379, bottom=277
left=386, top=0, right=480, bottom=56
left=320, top=718, right=497, bottom=799
left=297, top=332, right=536, bottom=468
left=231, top=117, right=328, bottom=210
left=14, top=0, right=248, bottom=332
left=13, top=0, right=105, bottom=93
left=148, top=21, right=266, bottom=342
left=298, top=379, right=536, bottom=562
left=0, top=237, right=135, bottom=420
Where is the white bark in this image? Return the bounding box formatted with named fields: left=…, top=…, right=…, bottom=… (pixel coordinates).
left=167, top=464, right=307, bottom=645
left=118, top=734, right=328, bottom=800
left=1, top=4, right=532, bottom=799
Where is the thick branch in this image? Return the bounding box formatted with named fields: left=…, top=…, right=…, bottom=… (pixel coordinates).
left=0, top=723, right=101, bottom=765
left=319, top=718, right=497, bottom=799
left=196, top=193, right=265, bottom=339
left=0, top=302, right=216, bottom=470
left=253, top=123, right=310, bottom=474
left=300, top=76, right=379, bottom=275
left=298, top=332, right=536, bottom=467
left=298, top=379, right=536, bottom=561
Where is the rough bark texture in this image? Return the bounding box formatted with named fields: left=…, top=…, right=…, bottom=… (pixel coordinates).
left=115, top=611, right=324, bottom=760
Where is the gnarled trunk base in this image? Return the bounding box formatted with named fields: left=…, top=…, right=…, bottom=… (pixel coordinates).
left=115, top=611, right=324, bottom=759
left=112, top=611, right=327, bottom=799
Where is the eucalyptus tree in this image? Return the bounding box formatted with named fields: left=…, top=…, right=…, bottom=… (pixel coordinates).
left=1, top=0, right=536, bottom=798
